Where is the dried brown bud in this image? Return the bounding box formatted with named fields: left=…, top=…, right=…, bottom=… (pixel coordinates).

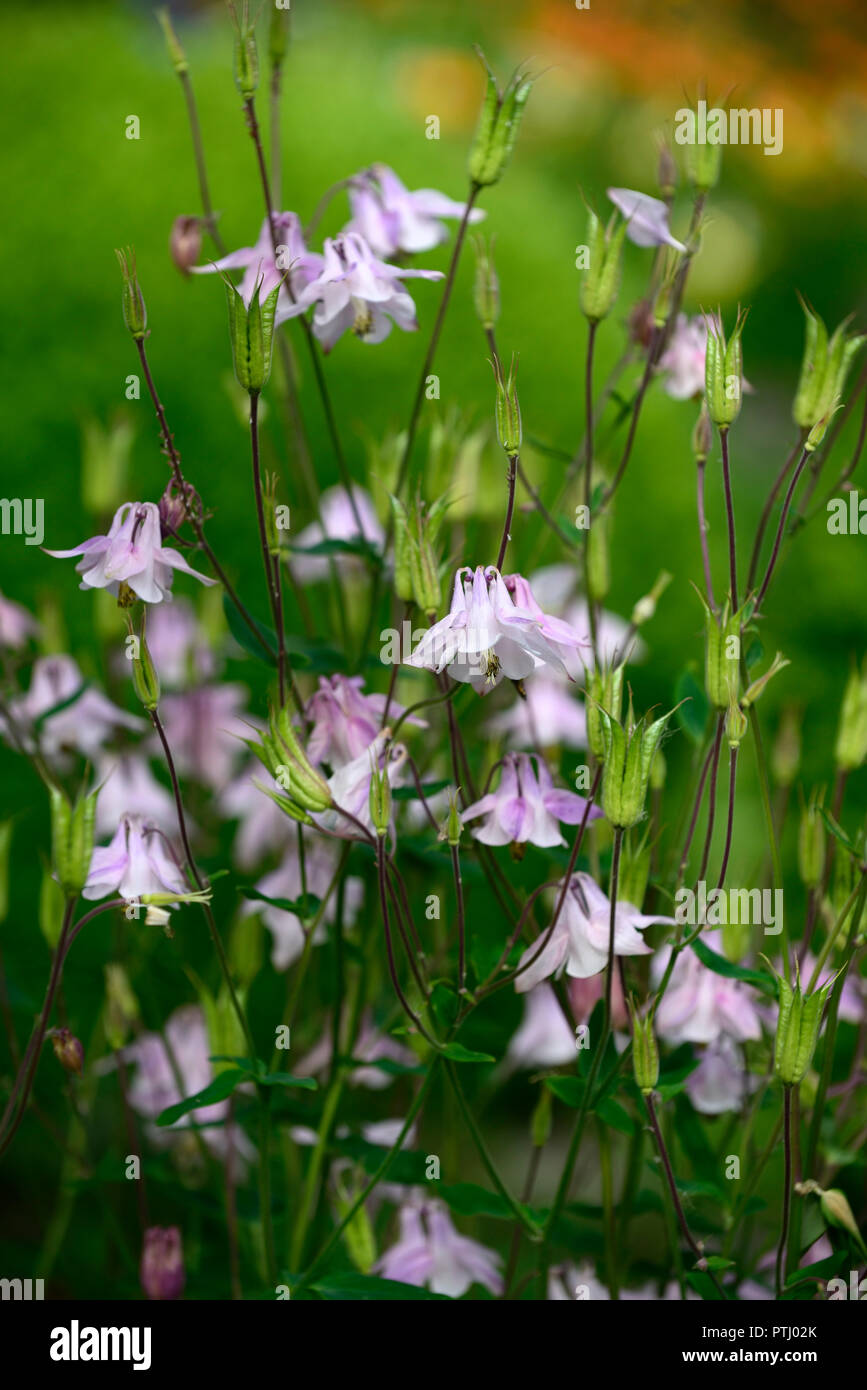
left=169, top=216, right=203, bottom=276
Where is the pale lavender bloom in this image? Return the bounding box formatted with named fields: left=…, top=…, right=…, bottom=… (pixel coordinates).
left=486, top=673, right=588, bottom=750
left=306, top=674, right=424, bottom=768
left=143, top=599, right=215, bottom=687
left=291, top=485, right=385, bottom=583
left=286, top=231, right=443, bottom=351
left=606, top=187, right=686, bottom=251
left=220, top=764, right=291, bottom=870
left=461, top=752, right=600, bottom=847
left=94, top=754, right=177, bottom=837
left=48, top=501, right=215, bottom=604
left=652, top=945, right=763, bottom=1045
left=0, top=590, right=39, bottom=649
left=548, top=1261, right=610, bottom=1301
left=658, top=313, right=708, bottom=400
left=299, top=1011, right=417, bottom=1090
left=505, top=985, right=577, bottom=1072
left=407, top=566, right=589, bottom=695
left=375, top=1199, right=503, bottom=1298
left=245, top=834, right=364, bottom=971
left=123, top=1004, right=256, bottom=1175
left=315, top=731, right=408, bottom=838
left=346, top=163, right=485, bottom=258
left=156, top=685, right=249, bottom=790
left=190, top=211, right=323, bottom=326
left=566, top=599, right=645, bottom=672
left=515, top=872, right=670, bottom=990
left=1, top=654, right=143, bottom=761
left=83, top=812, right=187, bottom=902
left=686, top=1036, right=754, bottom=1115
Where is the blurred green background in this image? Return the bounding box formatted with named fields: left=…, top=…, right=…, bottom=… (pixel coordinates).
left=2, top=0, right=867, bottom=1294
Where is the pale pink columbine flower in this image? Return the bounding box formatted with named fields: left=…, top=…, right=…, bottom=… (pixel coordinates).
left=346, top=163, right=485, bottom=258
left=47, top=501, right=215, bottom=604
left=143, top=599, right=215, bottom=687
left=686, top=1036, right=754, bottom=1115
left=0, top=654, right=143, bottom=761
left=291, top=485, right=385, bottom=583
left=220, top=764, right=291, bottom=870
left=651, top=945, right=763, bottom=1045
left=568, top=970, right=629, bottom=1030
left=94, top=754, right=177, bottom=837
left=190, top=211, right=323, bottom=325
left=315, top=731, right=408, bottom=838
left=122, top=1005, right=256, bottom=1176
left=375, top=1198, right=503, bottom=1297
left=82, top=813, right=187, bottom=902
left=514, top=872, right=672, bottom=990
left=606, top=187, right=686, bottom=251
left=548, top=1260, right=610, bottom=1301
left=505, top=985, right=577, bottom=1072
left=461, top=752, right=601, bottom=847
left=286, top=231, right=443, bottom=351
left=525, top=565, right=644, bottom=672
left=486, top=674, right=588, bottom=750
left=658, top=313, right=708, bottom=400
left=245, top=834, right=364, bottom=971
left=156, top=685, right=249, bottom=791
left=407, top=567, right=589, bottom=695
left=298, top=1010, right=417, bottom=1090
left=0, top=590, right=39, bottom=649
left=306, top=674, right=423, bottom=768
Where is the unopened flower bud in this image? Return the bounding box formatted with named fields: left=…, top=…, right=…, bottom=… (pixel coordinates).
left=818, top=1187, right=867, bottom=1255
left=692, top=401, right=713, bottom=462
left=585, top=512, right=610, bottom=603
left=169, top=215, right=203, bottom=276
left=129, top=621, right=161, bottom=712
left=701, top=596, right=744, bottom=710
left=725, top=694, right=749, bottom=749
left=140, top=1226, right=185, bottom=1301
left=50, top=1028, right=84, bottom=1077
left=684, top=100, right=723, bottom=191
left=467, top=50, right=533, bottom=188
left=115, top=247, right=147, bottom=340
left=793, top=296, right=865, bottom=433
left=742, top=651, right=790, bottom=708
left=438, top=789, right=463, bottom=847
left=657, top=141, right=677, bottom=200
left=631, top=571, right=671, bottom=628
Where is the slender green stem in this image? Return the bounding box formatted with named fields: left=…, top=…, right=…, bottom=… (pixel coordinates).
left=775, top=1085, right=793, bottom=1297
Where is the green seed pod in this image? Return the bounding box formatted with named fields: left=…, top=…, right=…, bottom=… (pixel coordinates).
left=472, top=235, right=500, bottom=331
left=585, top=663, right=624, bottom=762
left=230, top=0, right=259, bottom=101
left=585, top=511, right=610, bottom=603
left=130, top=626, right=161, bottom=712
left=580, top=210, right=627, bottom=324
left=797, top=791, right=826, bottom=890
left=492, top=353, right=522, bottom=458
left=629, top=1002, right=659, bottom=1095
left=50, top=786, right=97, bottom=897
left=598, top=704, right=676, bottom=829
left=467, top=51, right=533, bottom=188
left=705, top=310, right=747, bottom=430
left=368, top=759, right=392, bottom=839
left=155, top=7, right=188, bottom=75
left=702, top=597, right=742, bottom=710
left=834, top=660, right=867, bottom=772
left=767, top=960, right=836, bottom=1087
left=223, top=273, right=281, bottom=393
left=115, top=247, right=147, bottom=340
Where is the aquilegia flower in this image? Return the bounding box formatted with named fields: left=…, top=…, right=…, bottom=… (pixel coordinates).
left=486, top=673, right=588, bottom=749
left=94, top=754, right=177, bottom=837
left=606, top=187, right=686, bottom=251
left=514, top=872, right=672, bottom=990
left=407, top=566, right=589, bottom=694
left=48, top=501, right=215, bottom=604
left=0, top=590, right=39, bottom=649
left=651, top=945, right=763, bottom=1045
left=315, top=731, right=408, bottom=837
left=347, top=163, right=485, bottom=258
left=461, top=752, right=601, bottom=846
left=191, top=211, right=323, bottom=324
left=83, top=813, right=187, bottom=902
left=291, top=485, right=385, bottom=583
left=306, top=673, right=423, bottom=768
left=286, top=231, right=443, bottom=351
left=658, top=313, right=708, bottom=400
left=375, top=1198, right=503, bottom=1297
left=245, top=833, right=364, bottom=971
left=1, top=654, right=143, bottom=761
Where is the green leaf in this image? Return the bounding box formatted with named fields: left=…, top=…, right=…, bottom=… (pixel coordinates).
left=33, top=682, right=91, bottom=732
left=310, top=1272, right=451, bottom=1300
left=745, top=638, right=764, bottom=672
left=700, top=1255, right=736, bottom=1271
left=596, top=1097, right=636, bottom=1136
left=819, top=807, right=859, bottom=857
left=241, top=888, right=322, bottom=919
left=544, top=1076, right=586, bottom=1108
left=437, top=1183, right=516, bottom=1220
left=156, top=1068, right=246, bottom=1126
left=440, top=1042, right=495, bottom=1064
left=287, top=536, right=381, bottom=564
left=258, top=1071, right=317, bottom=1090
left=674, top=669, right=709, bottom=744
left=222, top=593, right=278, bottom=667
left=345, top=1056, right=425, bottom=1077
left=691, top=937, right=776, bottom=997
left=392, top=780, right=451, bottom=802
